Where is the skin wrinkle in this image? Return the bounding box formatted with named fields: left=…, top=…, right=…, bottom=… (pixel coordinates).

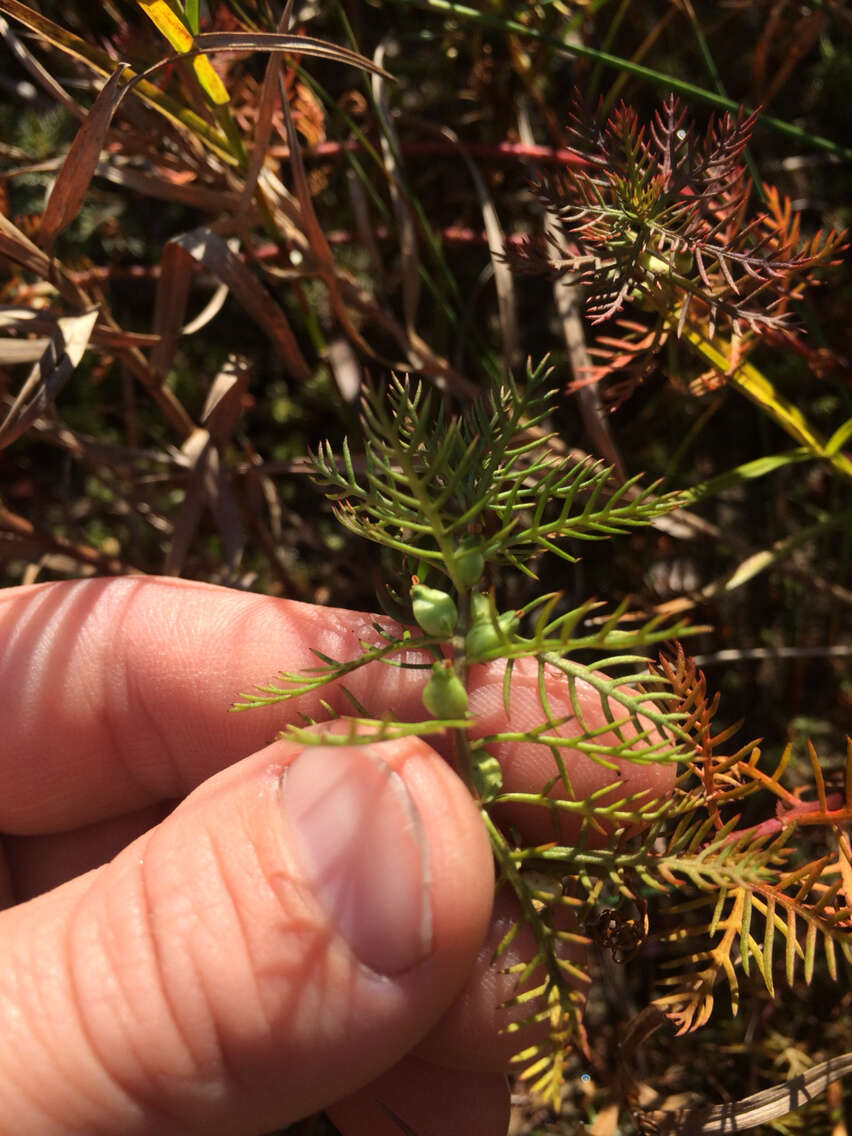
left=216, top=860, right=363, bottom=1106
left=93, top=854, right=175, bottom=1104
left=98, top=673, right=165, bottom=815
left=120, top=585, right=276, bottom=792
left=109, top=830, right=229, bottom=1105
left=62, top=795, right=306, bottom=1133
left=127, top=763, right=337, bottom=1116
left=136, top=839, right=217, bottom=1105
left=200, top=769, right=307, bottom=1048
left=260, top=795, right=359, bottom=1046
left=195, top=819, right=272, bottom=1088
left=260, top=839, right=348, bottom=1042
left=0, top=949, right=69, bottom=1130
left=0, top=581, right=73, bottom=740
left=64, top=912, right=151, bottom=1135
left=109, top=583, right=216, bottom=804
left=110, top=587, right=184, bottom=801
left=64, top=850, right=184, bottom=1129
left=22, top=878, right=143, bottom=1134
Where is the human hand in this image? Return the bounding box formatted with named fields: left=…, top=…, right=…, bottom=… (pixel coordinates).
left=0, top=577, right=674, bottom=1135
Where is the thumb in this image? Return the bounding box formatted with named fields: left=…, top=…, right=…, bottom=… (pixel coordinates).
left=0, top=736, right=494, bottom=1136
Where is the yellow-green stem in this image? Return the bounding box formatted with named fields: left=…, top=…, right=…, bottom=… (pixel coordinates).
left=681, top=324, right=852, bottom=484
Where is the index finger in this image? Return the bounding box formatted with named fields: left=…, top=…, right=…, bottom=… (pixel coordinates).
left=0, top=577, right=675, bottom=837
left=0, top=577, right=420, bottom=833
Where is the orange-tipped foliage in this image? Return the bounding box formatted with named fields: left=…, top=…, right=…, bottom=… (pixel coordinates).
left=509, top=93, right=847, bottom=402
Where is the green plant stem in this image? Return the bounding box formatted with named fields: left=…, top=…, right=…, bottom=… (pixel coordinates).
left=680, top=324, right=852, bottom=484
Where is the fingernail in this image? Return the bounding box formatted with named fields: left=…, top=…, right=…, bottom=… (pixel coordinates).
left=279, top=746, right=433, bottom=975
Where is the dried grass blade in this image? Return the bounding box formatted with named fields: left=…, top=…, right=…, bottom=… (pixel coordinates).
left=202, top=354, right=251, bottom=445
left=0, top=310, right=99, bottom=451
left=0, top=307, right=157, bottom=352
left=39, top=68, right=128, bottom=254
left=0, top=337, right=52, bottom=364
left=202, top=366, right=249, bottom=572
left=0, top=211, right=52, bottom=279
left=207, top=463, right=245, bottom=576
left=346, top=168, right=386, bottom=295
left=237, top=17, right=285, bottom=218
left=180, top=281, right=230, bottom=337
left=360, top=47, right=473, bottom=391
left=372, top=43, right=421, bottom=337
left=325, top=337, right=362, bottom=403
left=760, top=11, right=825, bottom=106
left=0, top=309, right=43, bottom=329
left=150, top=241, right=194, bottom=380
left=690, top=1051, right=852, bottom=1133
left=0, top=501, right=135, bottom=575
left=438, top=124, right=519, bottom=369
left=164, top=359, right=249, bottom=575
left=278, top=71, right=380, bottom=365
left=93, top=163, right=240, bottom=212
left=164, top=428, right=210, bottom=576
left=171, top=227, right=310, bottom=380
left=193, top=32, right=392, bottom=79
left=262, top=130, right=471, bottom=392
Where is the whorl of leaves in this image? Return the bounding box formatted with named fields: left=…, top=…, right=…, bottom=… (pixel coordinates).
left=509, top=93, right=847, bottom=400
left=310, top=359, right=685, bottom=580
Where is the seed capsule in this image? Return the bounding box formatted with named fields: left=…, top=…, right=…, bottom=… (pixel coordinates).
left=465, top=593, right=519, bottom=662
left=453, top=538, right=485, bottom=588
left=471, top=752, right=503, bottom=802
left=411, top=583, right=458, bottom=638
left=469, top=590, right=491, bottom=623
left=421, top=659, right=468, bottom=719
left=638, top=246, right=693, bottom=278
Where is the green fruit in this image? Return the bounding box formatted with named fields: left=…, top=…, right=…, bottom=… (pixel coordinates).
left=422, top=660, right=468, bottom=718
left=638, top=246, right=692, bottom=278
left=673, top=248, right=694, bottom=275
left=411, top=583, right=458, bottom=638
left=465, top=597, right=519, bottom=662
left=637, top=249, right=671, bottom=277
left=453, top=538, right=485, bottom=587
left=469, top=590, right=491, bottom=622
left=471, top=752, right=503, bottom=802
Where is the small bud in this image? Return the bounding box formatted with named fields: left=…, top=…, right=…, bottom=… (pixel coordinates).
left=453, top=538, right=485, bottom=588
left=411, top=583, right=458, bottom=638
left=638, top=249, right=671, bottom=277
left=470, top=590, right=491, bottom=620
left=673, top=248, right=694, bottom=275
left=465, top=593, right=519, bottom=662
left=422, top=660, right=468, bottom=719
left=638, top=246, right=692, bottom=278
left=471, top=752, right=503, bottom=803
